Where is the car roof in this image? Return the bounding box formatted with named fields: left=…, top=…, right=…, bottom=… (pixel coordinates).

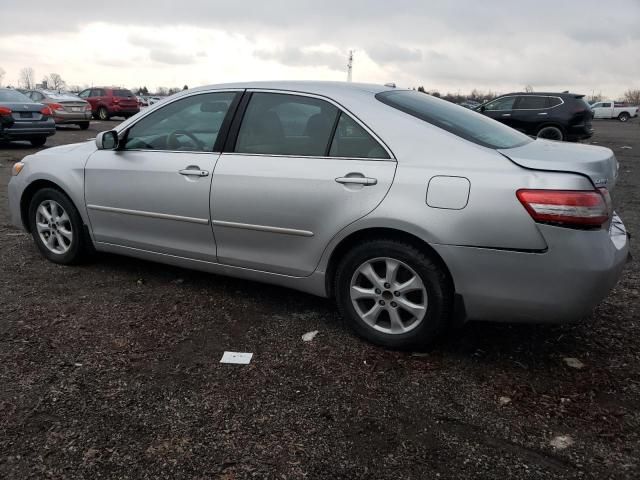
left=500, top=92, right=584, bottom=97
left=188, top=81, right=396, bottom=97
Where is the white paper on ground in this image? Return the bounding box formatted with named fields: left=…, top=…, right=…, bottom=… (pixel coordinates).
left=220, top=351, right=253, bottom=364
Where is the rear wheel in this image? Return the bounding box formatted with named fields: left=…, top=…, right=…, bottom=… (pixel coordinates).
left=28, top=188, right=90, bottom=265
left=536, top=125, right=564, bottom=141
left=98, top=107, right=109, bottom=121
left=335, top=239, right=452, bottom=349
left=78, top=122, right=90, bottom=130
left=30, top=136, right=47, bottom=147
left=618, top=112, right=630, bottom=122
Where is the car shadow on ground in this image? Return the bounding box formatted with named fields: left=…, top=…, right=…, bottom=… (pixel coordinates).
left=78, top=249, right=590, bottom=363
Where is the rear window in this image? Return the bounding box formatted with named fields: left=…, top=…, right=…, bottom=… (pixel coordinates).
left=376, top=90, right=531, bottom=150
left=114, top=89, right=134, bottom=98
left=0, top=89, right=32, bottom=102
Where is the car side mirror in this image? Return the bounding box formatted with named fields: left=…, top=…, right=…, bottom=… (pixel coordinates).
left=96, top=130, right=119, bottom=150
left=480, top=105, right=486, bottom=112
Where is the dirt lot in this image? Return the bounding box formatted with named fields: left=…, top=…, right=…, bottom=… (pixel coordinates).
left=1, top=119, right=639, bottom=480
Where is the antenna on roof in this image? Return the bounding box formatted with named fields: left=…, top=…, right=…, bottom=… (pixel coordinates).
left=347, top=50, right=354, bottom=83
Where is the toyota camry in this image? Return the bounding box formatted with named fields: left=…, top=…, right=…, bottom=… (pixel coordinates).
left=8, top=82, right=629, bottom=348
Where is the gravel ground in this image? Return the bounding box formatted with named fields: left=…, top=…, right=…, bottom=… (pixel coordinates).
left=1, top=119, right=639, bottom=479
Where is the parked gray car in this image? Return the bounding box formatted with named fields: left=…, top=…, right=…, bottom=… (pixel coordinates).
left=22, top=89, right=92, bottom=129
left=0, top=88, right=56, bottom=146
left=7, top=82, right=629, bottom=348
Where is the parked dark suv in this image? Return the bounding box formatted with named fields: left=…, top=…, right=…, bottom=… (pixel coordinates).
left=77, top=87, right=139, bottom=120
left=476, top=92, right=593, bottom=141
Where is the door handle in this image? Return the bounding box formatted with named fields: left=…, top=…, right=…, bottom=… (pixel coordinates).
left=179, top=166, right=209, bottom=177
left=335, top=176, right=378, bottom=186
left=501, top=113, right=511, bottom=117
left=537, top=112, right=548, bottom=116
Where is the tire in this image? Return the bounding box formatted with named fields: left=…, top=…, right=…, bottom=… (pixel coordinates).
left=536, top=125, right=564, bottom=141
left=618, top=112, right=630, bottom=122
left=28, top=188, right=90, bottom=265
left=335, top=239, right=452, bottom=349
left=30, top=136, right=47, bottom=147
left=98, top=107, right=109, bottom=121
left=78, top=122, right=90, bottom=130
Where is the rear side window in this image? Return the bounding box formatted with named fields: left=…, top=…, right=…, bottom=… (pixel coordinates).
left=547, top=97, right=563, bottom=107
left=91, top=89, right=105, bottom=97
left=516, top=96, right=548, bottom=109
left=235, top=93, right=339, bottom=156
left=377, top=90, right=531, bottom=150
left=114, top=89, right=134, bottom=98
left=330, top=113, right=389, bottom=159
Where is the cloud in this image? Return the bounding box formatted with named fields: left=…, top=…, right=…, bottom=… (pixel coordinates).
left=0, top=0, right=639, bottom=96
left=149, top=49, right=196, bottom=65
left=254, top=47, right=345, bottom=71
left=366, top=44, right=422, bottom=65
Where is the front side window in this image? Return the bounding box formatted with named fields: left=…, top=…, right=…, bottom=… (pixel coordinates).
left=377, top=90, right=531, bottom=150
left=483, top=96, right=516, bottom=111
left=0, top=89, right=32, bottom=102
left=124, top=92, right=237, bottom=152
left=330, top=113, right=389, bottom=159
left=78, top=90, right=89, bottom=98
left=235, top=93, right=338, bottom=156
left=601, top=102, right=612, bottom=108
left=515, top=96, right=548, bottom=109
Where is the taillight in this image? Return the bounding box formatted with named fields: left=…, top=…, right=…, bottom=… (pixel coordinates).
left=112, top=97, right=120, bottom=105
left=40, top=106, right=52, bottom=116
left=0, top=106, right=11, bottom=116
left=49, top=103, right=65, bottom=112
left=516, top=189, right=609, bottom=228
left=84, top=103, right=92, bottom=111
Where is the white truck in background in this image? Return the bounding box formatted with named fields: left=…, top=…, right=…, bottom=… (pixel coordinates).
left=590, top=101, right=638, bottom=122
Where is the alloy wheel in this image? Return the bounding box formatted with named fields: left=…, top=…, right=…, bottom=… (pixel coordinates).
left=537, top=126, right=563, bottom=141
left=350, top=257, right=428, bottom=335
left=35, top=200, right=73, bottom=254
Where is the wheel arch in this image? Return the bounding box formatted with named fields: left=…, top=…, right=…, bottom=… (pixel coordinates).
left=324, top=227, right=455, bottom=300
left=536, top=122, right=566, bottom=135
left=20, top=180, right=75, bottom=232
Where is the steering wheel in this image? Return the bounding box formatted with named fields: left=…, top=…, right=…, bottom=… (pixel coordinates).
left=167, top=130, right=205, bottom=150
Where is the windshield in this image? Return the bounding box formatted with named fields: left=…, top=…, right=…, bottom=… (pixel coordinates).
left=0, top=89, right=32, bottom=102
left=376, top=90, right=532, bottom=149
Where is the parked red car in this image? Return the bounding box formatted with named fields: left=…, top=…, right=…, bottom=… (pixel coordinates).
left=77, top=87, right=140, bottom=120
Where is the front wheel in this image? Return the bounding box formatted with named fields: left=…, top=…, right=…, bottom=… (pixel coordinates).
left=28, top=188, right=90, bottom=265
left=335, top=239, right=452, bottom=349
left=618, top=112, right=630, bottom=122
left=537, top=125, right=564, bottom=141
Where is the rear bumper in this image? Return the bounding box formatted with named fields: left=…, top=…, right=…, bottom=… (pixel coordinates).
left=567, top=124, right=594, bottom=141
left=1, top=122, right=56, bottom=139
left=109, top=106, right=139, bottom=115
left=434, top=214, right=629, bottom=324
left=54, top=111, right=92, bottom=124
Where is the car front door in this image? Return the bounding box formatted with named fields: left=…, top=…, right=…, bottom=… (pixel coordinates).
left=480, top=96, right=517, bottom=128
left=595, top=102, right=611, bottom=119
left=210, top=91, right=396, bottom=277
left=85, top=90, right=240, bottom=261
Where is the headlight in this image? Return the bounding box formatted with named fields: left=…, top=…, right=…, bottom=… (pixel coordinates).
left=11, top=162, right=24, bottom=176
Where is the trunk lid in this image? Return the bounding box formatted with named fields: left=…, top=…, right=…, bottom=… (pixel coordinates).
left=4, top=102, right=45, bottom=121
left=499, top=139, right=619, bottom=190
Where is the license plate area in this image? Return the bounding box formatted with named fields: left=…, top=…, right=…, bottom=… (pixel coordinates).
left=19, top=112, right=33, bottom=119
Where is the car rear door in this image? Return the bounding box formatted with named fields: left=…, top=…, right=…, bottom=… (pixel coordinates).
left=210, top=91, right=396, bottom=277
left=511, top=95, right=549, bottom=133
left=85, top=90, right=241, bottom=261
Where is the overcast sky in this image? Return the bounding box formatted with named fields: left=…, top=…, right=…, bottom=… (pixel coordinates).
left=1, top=0, right=639, bottom=97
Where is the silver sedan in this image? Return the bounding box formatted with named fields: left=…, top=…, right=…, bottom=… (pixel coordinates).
left=8, top=82, right=629, bottom=348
